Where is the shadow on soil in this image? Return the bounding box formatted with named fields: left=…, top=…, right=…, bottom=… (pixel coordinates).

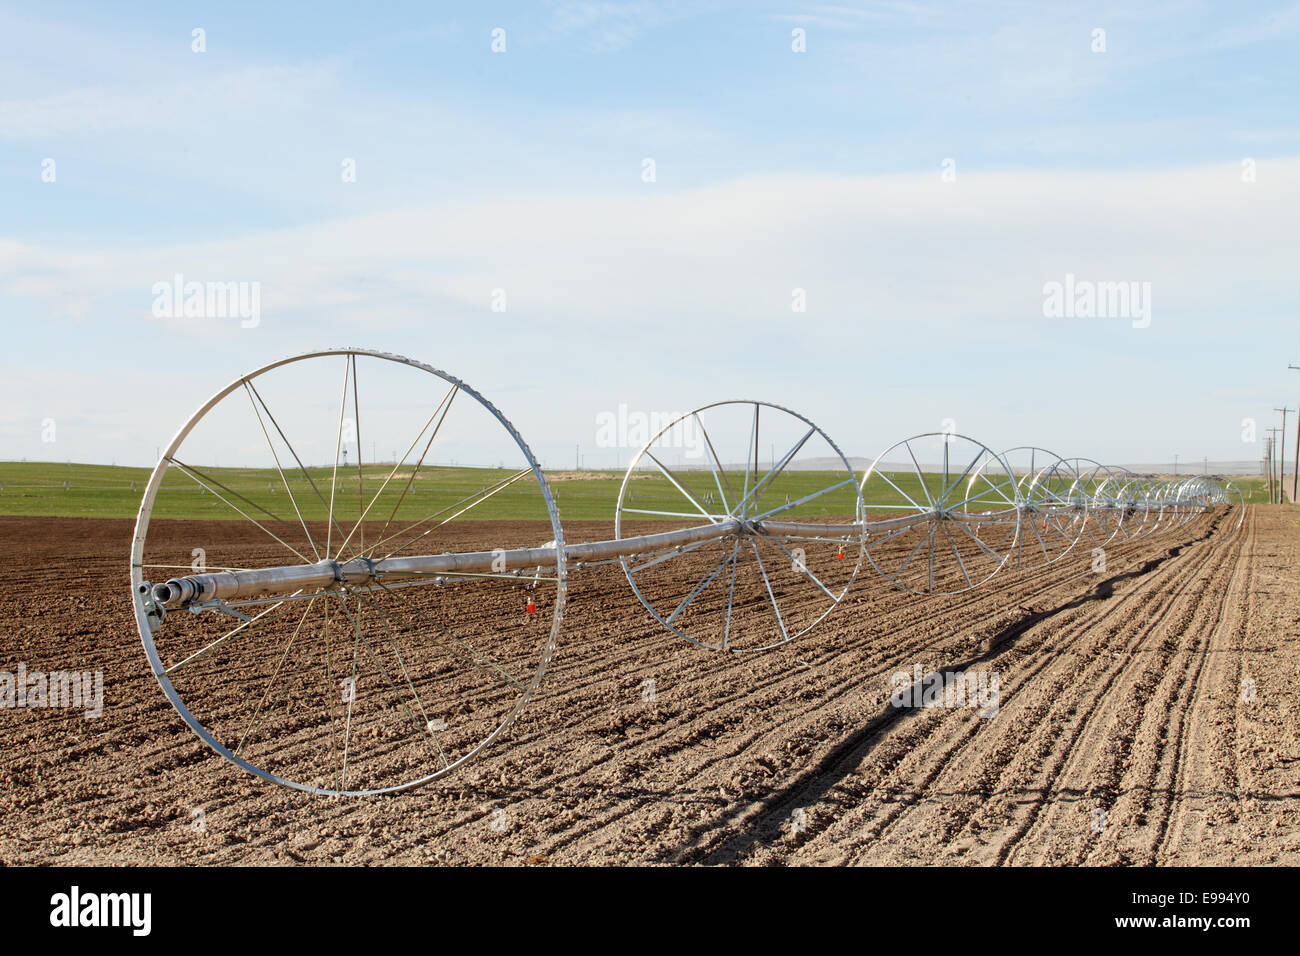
left=669, top=517, right=1223, bottom=865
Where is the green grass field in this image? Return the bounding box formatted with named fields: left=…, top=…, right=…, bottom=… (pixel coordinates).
left=1236, top=479, right=1273, bottom=504
left=0, top=461, right=861, bottom=522
left=0, top=461, right=1270, bottom=521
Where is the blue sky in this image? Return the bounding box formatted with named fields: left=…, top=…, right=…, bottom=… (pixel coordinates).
left=2, top=1, right=1299, bottom=469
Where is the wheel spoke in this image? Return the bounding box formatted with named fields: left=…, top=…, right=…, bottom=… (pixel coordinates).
left=244, top=382, right=321, bottom=562
left=321, top=595, right=341, bottom=792
left=236, top=597, right=318, bottom=757
left=940, top=436, right=950, bottom=500
left=756, top=530, right=841, bottom=602
left=1030, top=514, right=1051, bottom=562
left=894, top=522, right=935, bottom=577
left=621, top=508, right=728, bottom=520
left=245, top=378, right=354, bottom=555
left=751, top=477, right=855, bottom=521
left=694, top=413, right=736, bottom=514
left=367, top=467, right=534, bottom=563
left=645, top=451, right=718, bottom=524
left=338, top=382, right=458, bottom=561
left=163, top=590, right=307, bottom=676
left=953, top=475, right=1018, bottom=512
left=740, top=404, right=758, bottom=518
left=339, top=592, right=364, bottom=792
left=352, top=355, right=365, bottom=557
left=165, top=457, right=313, bottom=565
left=940, top=522, right=973, bottom=590
left=733, top=425, right=815, bottom=516
left=333, top=592, right=450, bottom=771
left=939, top=445, right=987, bottom=507
left=861, top=503, right=944, bottom=510
left=372, top=581, right=527, bottom=694
left=748, top=539, right=788, bottom=643
left=874, top=469, right=929, bottom=513
left=664, top=542, right=739, bottom=625
left=865, top=523, right=914, bottom=551
left=904, top=441, right=934, bottom=507
left=628, top=537, right=714, bottom=573
left=722, top=548, right=739, bottom=651
left=954, top=518, right=1004, bottom=562
left=326, top=355, right=352, bottom=560
left=928, top=521, right=936, bottom=591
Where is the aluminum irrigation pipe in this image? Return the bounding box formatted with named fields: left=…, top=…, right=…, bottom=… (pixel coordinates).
left=148, top=494, right=1216, bottom=614
left=151, top=518, right=743, bottom=609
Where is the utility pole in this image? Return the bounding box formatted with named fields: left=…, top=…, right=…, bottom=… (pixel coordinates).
left=1263, top=437, right=1274, bottom=504
left=1173, top=453, right=1178, bottom=475
left=1258, top=439, right=1268, bottom=504
left=1270, top=435, right=1277, bottom=503
left=1277, top=407, right=1294, bottom=502
left=1288, top=363, right=1300, bottom=501
left=1266, top=428, right=1282, bottom=502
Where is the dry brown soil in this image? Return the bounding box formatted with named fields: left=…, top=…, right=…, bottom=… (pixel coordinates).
left=2, top=506, right=1298, bottom=865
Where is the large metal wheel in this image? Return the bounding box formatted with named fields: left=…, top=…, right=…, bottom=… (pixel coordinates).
left=614, top=401, right=863, bottom=652
left=130, top=348, right=566, bottom=795
left=1141, top=480, right=1176, bottom=536
left=859, top=434, right=1018, bottom=595
left=1039, top=457, right=1123, bottom=556
left=1109, top=471, right=1156, bottom=541
left=976, top=446, right=1079, bottom=568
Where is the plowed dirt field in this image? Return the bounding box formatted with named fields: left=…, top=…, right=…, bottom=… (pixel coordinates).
left=3, top=507, right=1298, bottom=865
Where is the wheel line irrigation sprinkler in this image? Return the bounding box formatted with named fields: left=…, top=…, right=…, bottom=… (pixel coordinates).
left=130, top=349, right=1236, bottom=795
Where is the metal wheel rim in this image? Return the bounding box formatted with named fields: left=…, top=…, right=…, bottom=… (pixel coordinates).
left=860, top=433, right=1018, bottom=596
left=130, top=347, right=566, bottom=796
left=614, top=400, right=863, bottom=652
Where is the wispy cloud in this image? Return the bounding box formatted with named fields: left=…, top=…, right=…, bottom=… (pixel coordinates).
left=544, top=1, right=690, bottom=52
left=770, top=2, right=948, bottom=30
left=0, top=64, right=339, bottom=140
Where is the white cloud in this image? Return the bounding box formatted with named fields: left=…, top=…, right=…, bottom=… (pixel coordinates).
left=3, top=159, right=1297, bottom=466
left=6, top=160, right=1295, bottom=332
